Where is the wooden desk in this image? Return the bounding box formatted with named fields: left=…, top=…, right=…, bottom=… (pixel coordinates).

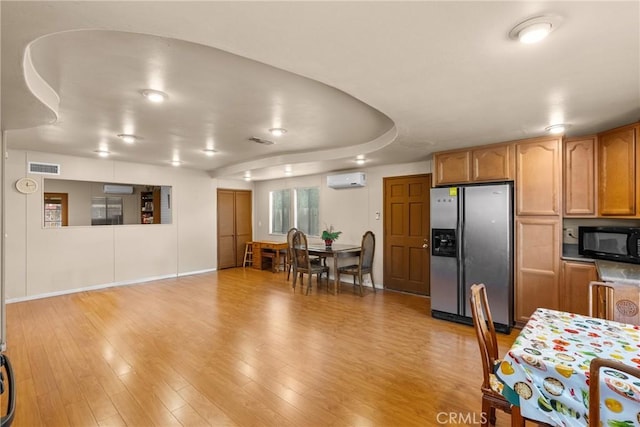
left=252, top=241, right=287, bottom=272
left=306, top=244, right=361, bottom=294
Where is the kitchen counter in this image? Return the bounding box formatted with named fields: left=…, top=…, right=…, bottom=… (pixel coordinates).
left=595, top=259, right=640, bottom=285
left=561, top=244, right=594, bottom=262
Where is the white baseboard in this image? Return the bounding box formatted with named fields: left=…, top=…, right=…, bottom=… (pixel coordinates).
left=7, top=268, right=218, bottom=303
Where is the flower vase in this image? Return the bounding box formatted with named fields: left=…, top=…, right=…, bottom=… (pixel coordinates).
left=324, top=239, right=333, bottom=249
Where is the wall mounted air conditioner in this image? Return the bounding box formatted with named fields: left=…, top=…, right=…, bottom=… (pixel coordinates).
left=103, top=184, right=134, bottom=194
left=327, top=172, right=366, bottom=189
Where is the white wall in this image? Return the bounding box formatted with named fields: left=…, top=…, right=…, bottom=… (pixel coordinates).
left=5, top=149, right=222, bottom=301
left=254, top=161, right=432, bottom=288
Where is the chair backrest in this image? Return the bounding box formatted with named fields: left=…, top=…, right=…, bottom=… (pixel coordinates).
left=589, top=281, right=640, bottom=325
left=291, top=230, right=311, bottom=270
left=469, top=283, right=499, bottom=390
left=589, top=358, right=640, bottom=427
left=287, top=227, right=298, bottom=260
left=360, top=231, right=375, bottom=270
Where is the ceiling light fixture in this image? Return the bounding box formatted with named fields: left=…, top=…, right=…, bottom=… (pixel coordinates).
left=545, top=123, right=570, bottom=134
left=141, top=89, right=168, bottom=103
left=509, top=16, right=560, bottom=44
left=356, top=158, right=366, bottom=165
left=269, top=128, right=287, bottom=137
left=203, top=148, right=217, bottom=156
left=94, top=149, right=110, bottom=158
left=117, top=134, right=138, bottom=144
left=170, top=159, right=182, bottom=166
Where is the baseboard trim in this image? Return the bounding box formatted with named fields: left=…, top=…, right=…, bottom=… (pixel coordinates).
left=7, top=268, right=218, bottom=303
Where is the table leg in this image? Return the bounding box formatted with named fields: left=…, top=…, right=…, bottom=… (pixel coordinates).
left=333, top=256, right=339, bottom=295
left=510, top=405, right=525, bottom=427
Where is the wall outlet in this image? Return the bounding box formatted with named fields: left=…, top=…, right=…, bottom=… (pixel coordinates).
left=563, top=227, right=577, bottom=241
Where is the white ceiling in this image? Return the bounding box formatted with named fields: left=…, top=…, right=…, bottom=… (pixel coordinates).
left=2, top=1, right=639, bottom=181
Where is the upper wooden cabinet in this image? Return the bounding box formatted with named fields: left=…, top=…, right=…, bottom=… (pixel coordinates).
left=515, top=137, right=562, bottom=216
left=433, top=143, right=512, bottom=186
left=564, top=136, right=596, bottom=216
left=598, top=124, right=637, bottom=216
left=472, top=144, right=512, bottom=182
left=433, top=151, right=471, bottom=185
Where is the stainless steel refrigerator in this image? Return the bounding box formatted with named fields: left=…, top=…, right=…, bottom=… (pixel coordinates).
left=430, top=183, right=513, bottom=333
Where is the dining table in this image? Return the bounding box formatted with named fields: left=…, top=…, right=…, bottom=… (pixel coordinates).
left=495, top=308, right=640, bottom=427
left=306, top=243, right=361, bottom=295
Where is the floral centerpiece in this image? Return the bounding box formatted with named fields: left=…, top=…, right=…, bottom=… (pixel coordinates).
left=321, top=225, right=342, bottom=248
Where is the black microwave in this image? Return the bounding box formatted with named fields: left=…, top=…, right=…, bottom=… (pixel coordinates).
left=578, top=226, right=640, bottom=264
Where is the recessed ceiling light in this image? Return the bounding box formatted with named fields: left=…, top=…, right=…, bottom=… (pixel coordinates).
left=509, top=16, right=561, bottom=44
left=269, top=128, right=287, bottom=137
left=203, top=148, right=217, bottom=156
left=94, top=149, right=110, bottom=158
left=117, top=134, right=138, bottom=144
left=545, top=124, right=570, bottom=134
left=141, top=89, right=168, bottom=103
left=170, top=159, right=182, bottom=166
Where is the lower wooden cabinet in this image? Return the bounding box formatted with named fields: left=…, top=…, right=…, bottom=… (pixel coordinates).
left=561, top=261, right=598, bottom=316
left=515, top=217, right=561, bottom=324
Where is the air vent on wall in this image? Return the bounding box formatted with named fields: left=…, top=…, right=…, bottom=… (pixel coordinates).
left=28, top=161, right=61, bottom=175
left=248, top=137, right=275, bottom=145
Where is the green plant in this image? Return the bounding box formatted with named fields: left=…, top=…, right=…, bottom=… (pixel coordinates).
left=321, top=226, right=342, bottom=241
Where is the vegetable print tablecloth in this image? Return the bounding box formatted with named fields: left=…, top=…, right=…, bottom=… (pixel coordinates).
left=495, top=308, right=640, bottom=427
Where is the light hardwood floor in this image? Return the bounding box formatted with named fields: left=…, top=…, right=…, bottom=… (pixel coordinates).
left=4, top=268, right=519, bottom=426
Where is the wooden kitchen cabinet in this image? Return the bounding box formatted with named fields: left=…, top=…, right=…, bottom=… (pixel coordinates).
left=561, top=261, right=598, bottom=316
left=433, top=150, right=471, bottom=185
left=433, top=143, right=512, bottom=186
left=515, top=217, right=561, bottom=324
left=472, top=144, right=513, bottom=182
left=515, top=136, right=562, bottom=216
left=598, top=123, right=637, bottom=216
left=564, top=137, right=596, bottom=216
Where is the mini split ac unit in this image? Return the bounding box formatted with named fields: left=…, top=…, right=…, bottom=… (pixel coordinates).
left=103, top=184, right=134, bottom=194
left=326, top=172, right=366, bottom=189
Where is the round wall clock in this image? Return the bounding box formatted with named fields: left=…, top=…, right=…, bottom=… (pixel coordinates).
left=15, top=177, right=38, bottom=194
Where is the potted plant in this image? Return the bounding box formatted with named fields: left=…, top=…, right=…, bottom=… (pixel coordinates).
left=321, top=225, right=342, bottom=248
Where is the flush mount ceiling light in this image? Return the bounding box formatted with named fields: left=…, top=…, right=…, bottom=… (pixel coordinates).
left=509, top=15, right=561, bottom=44
left=141, top=89, right=168, bottom=103
left=94, top=149, right=110, bottom=158
left=203, top=148, right=217, bottom=156
left=356, top=158, right=366, bottom=165
left=269, top=128, right=287, bottom=137
left=545, top=123, right=571, bottom=134
left=117, top=134, right=139, bottom=144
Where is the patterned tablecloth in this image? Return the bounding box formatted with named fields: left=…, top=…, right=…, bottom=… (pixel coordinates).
left=495, top=308, right=640, bottom=426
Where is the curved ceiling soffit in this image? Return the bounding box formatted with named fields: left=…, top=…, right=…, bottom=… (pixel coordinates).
left=21, top=41, right=61, bottom=126
left=19, top=28, right=397, bottom=173
left=207, top=126, right=398, bottom=179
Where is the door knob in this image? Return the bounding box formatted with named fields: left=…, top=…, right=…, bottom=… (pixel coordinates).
left=422, top=238, right=429, bottom=249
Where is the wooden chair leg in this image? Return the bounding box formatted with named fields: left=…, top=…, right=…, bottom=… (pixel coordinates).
left=292, top=268, right=298, bottom=292
left=306, top=274, right=312, bottom=295
left=481, top=396, right=492, bottom=427
left=370, top=272, right=376, bottom=293
left=510, top=405, right=524, bottom=427
left=358, top=272, right=365, bottom=296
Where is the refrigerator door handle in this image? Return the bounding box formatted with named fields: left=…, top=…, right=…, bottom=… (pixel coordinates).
left=457, top=187, right=465, bottom=315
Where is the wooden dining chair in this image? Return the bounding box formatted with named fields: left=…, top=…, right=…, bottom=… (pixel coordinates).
left=286, top=227, right=298, bottom=280
left=286, top=227, right=323, bottom=281
left=589, top=281, right=640, bottom=325
left=470, top=284, right=520, bottom=427
left=589, top=358, right=640, bottom=427
left=337, top=231, right=376, bottom=296
left=291, top=230, right=329, bottom=295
